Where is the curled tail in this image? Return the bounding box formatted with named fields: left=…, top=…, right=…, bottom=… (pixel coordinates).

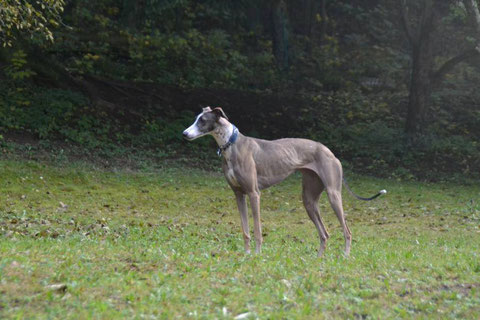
left=342, top=177, right=387, bottom=201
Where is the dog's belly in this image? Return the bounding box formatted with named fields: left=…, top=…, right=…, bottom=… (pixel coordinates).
left=253, top=143, right=320, bottom=189
left=254, top=153, right=307, bottom=190
left=257, top=170, right=294, bottom=190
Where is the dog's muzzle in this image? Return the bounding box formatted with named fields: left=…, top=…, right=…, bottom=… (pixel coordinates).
left=182, top=130, right=196, bottom=141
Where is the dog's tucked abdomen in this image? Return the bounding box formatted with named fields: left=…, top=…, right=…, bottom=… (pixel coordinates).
left=249, top=138, right=337, bottom=190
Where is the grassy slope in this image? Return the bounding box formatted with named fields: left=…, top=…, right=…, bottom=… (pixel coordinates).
left=0, top=160, right=479, bottom=319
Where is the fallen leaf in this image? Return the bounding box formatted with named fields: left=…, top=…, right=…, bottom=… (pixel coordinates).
left=234, top=312, right=251, bottom=320
left=45, top=283, right=67, bottom=292
left=281, top=279, right=292, bottom=289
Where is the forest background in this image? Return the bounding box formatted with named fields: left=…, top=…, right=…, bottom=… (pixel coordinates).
left=1, top=0, right=480, bottom=181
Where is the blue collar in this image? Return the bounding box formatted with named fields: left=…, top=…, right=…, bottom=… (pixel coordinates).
left=217, top=125, right=239, bottom=156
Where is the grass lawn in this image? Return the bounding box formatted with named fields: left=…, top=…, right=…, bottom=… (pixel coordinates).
left=1, top=160, right=479, bottom=319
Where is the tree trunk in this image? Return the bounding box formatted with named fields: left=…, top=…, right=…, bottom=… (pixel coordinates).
left=246, top=2, right=261, bottom=32
left=300, top=0, right=319, bottom=37
left=319, top=0, right=328, bottom=44
left=272, top=0, right=289, bottom=71
left=403, top=0, right=480, bottom=135
left=122, top=0, right=146, bottom=30
left=405, top=43, right=434, bottom=135
left=404, top=0, right=435, bottom=136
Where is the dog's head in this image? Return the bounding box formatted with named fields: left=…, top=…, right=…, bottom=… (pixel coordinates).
left=182, top=107, right=228, bottom=141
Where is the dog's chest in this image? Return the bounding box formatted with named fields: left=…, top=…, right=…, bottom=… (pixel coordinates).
left=223, top=157, right=240, bottom=187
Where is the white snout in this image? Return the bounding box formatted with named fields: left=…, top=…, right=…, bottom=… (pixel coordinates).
left=183, top=127, right=197, bottom=140
left=183, top=123, right=206, bottom=141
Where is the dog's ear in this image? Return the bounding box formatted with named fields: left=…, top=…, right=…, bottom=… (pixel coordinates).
left=202, top=106, right=212, bottom=113
left=211, top=107, right=228, bottom=120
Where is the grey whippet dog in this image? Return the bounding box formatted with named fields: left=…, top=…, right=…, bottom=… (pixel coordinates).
left=183, top=107, right=386, bottom=257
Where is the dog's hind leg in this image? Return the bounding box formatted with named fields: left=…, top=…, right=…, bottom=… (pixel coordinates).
left=326, top=188, right=351, bottom=256
left=315, top=158, right=352, bottom=257
left=301, top=169, right=329, bottom=257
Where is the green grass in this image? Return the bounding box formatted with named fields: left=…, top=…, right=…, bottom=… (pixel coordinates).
left=1, top=160, right=479, bottom=319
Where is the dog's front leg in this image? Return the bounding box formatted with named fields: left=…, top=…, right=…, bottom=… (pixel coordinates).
left=248, top=191, right=262, bottom=254
left=235, top=192, right=251, bottom=254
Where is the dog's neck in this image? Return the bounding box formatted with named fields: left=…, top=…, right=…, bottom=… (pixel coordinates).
left=212, top=118, right=235, bottom=146
left=211, top=118, right=236, bottom=155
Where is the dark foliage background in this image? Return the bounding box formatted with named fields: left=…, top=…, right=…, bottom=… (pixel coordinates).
left=1, top=0, right=479, bottom=181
